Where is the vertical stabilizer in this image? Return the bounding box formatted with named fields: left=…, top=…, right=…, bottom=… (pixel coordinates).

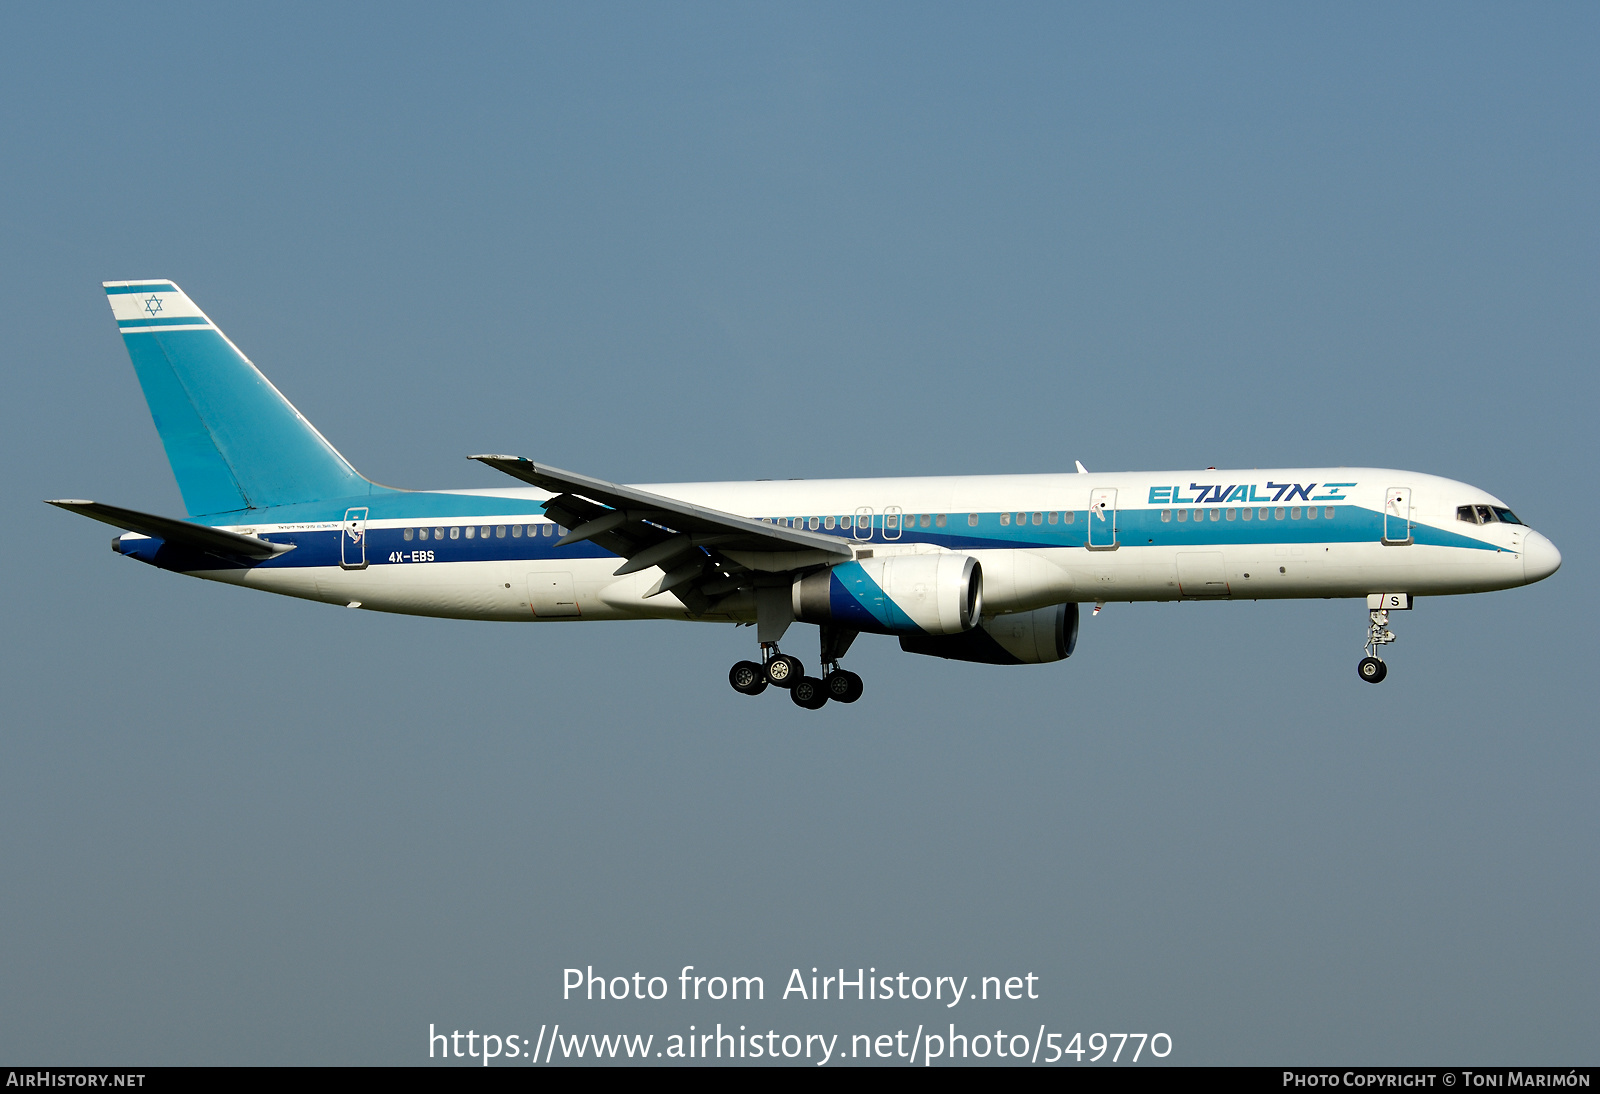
left=104, top=280, right=379, bottom=516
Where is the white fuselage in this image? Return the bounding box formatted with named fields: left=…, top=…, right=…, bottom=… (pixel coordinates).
left=132, top=467, right=1554, bottom=624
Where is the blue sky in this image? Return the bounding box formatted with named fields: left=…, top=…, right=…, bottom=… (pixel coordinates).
left=1, top=3, right=1594, bottom=1064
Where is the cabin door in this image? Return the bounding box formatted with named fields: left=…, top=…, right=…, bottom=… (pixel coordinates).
left=1088, top=489, right=1117, bottom=549
left=340, top=508, right=368, bottom=570
left=1382, top=487, right=1413, bottom=545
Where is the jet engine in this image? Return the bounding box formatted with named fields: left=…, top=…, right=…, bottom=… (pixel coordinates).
left=793, top=554, right=981, bottom=636
left=899, top=602, right=1079, bottom=665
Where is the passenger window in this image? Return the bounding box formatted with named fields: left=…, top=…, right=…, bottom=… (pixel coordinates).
left=1241, top=508, right=1252, bottom=521
left=1047, top=511, right=1058, bottom=524
left=1176, top=508, right=1187, bottom=522
left=1161, top=509, right=1172, bottom=522
left=808, top=516, right=819, bottom=530
left=465, top=526, right=475, bottom=539
left=1226, top=508, right=1237, bottom=521
left=1306, top=506, right=1317, bottom=520
left=968, top=513, right=979, bottom=526
left=936, top=514, right=947, bottom=528
left=450, top=526, right=459, bottom=539
left=1275, top=507, right=1285, bottom=520
left=495, top=525, right=506, bottom=538
left=542, top=523, right=553, bottom=536
left=433, top=527, right=444, bottom=539
left=824, top=515, right=836, bottom=530
left=840, top=515, right=851, bottom=529
left=1000, top=513, right=1011, bottom=526
left=1032, top=512, right=1042, bottom=525
left=1016, top=512, right=1026, bottom=525
left=1209, top=509, right=1219, bottom=521
left=1063, top=511, right=1075, bottom=523
left=1324, top=507, right=1334, bottom=519
left=404, top=527, right=414, bottom=541
left=512, top=525, right=522, bottom=537
left=919, top=514, right=930, bottom=528
left=481, top=527, right=491, bottom=538
left=418, top=528, right=429, bottom=541
left=1290, top=507, right=1301, bottom=519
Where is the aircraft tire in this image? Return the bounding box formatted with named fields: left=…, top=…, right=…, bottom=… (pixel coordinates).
left=790, top=676, right=828, bottom=709
left=1358, top=656, right=1387, bottom=683
left=765, top=654, right=804, bottom=689
left=729, top=660, right=768, bottom=695
left=825, top=670, right=863, bottom=703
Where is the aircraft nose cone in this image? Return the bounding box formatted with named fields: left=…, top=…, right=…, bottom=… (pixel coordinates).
left=1522, top=530, right=1562, bottom=583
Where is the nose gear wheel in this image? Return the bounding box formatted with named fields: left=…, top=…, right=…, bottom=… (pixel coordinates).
left=1358, top=608, right=1397, bottom=683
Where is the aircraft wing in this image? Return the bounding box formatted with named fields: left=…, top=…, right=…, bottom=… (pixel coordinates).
left=45, top=499, right=295, bottom=562
left=469, top=455, right=853, bottom=606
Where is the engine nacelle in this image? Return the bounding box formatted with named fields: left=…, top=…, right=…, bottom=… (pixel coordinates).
left=793, top=555, right=981, bottom=636
left=899, top=602, right=1080, bottom=665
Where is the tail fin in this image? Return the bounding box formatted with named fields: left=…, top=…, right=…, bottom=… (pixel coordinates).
left=104, top=280, right=381, bottom=517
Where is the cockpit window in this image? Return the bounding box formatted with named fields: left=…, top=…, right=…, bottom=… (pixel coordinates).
left=1457, top=504, right=1525, bottom=526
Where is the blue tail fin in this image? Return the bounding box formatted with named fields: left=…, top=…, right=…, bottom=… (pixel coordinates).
left=105, top=280, right=384, bottom=517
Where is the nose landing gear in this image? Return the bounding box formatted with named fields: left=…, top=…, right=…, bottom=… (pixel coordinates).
left=1358, top=607, right=1397, bottom=683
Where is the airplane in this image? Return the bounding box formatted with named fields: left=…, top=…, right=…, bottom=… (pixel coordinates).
left=48, top=280, right=1562, bottom=708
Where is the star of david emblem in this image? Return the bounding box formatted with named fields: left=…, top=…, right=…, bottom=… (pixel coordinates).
left=143, top=295, right=164, bottom=316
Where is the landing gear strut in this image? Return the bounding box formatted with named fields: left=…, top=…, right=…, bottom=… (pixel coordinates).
left=818, top=623, right=863, bottom=705
left=1358, top=607, right=1396, bottom=683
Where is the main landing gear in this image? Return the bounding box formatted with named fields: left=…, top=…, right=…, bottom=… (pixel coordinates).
left=728, top=626, right=863, bottom=710
left=1358, top=607, right=1397, bottom=683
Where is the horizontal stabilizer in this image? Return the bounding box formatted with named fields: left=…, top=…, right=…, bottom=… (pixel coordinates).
left=45, top=500, right=294, bottom=561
